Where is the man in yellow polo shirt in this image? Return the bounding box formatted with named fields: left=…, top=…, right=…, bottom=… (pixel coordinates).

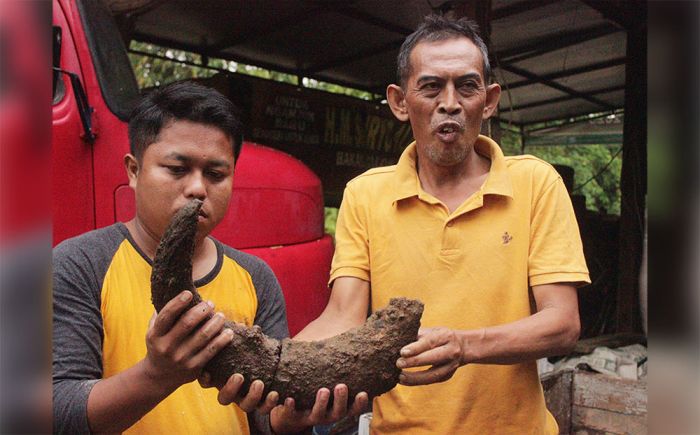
left=296, top=15, right=590, bottom=434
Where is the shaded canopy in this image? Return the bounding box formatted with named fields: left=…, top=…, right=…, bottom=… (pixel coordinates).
left=123, top=0, right=634, bottom=127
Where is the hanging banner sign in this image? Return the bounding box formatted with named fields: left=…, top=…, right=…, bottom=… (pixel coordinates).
left=207, top=73, right=412, bottom=205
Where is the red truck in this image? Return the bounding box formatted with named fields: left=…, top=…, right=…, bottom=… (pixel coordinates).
left=52, top=0, right=332, bottom=335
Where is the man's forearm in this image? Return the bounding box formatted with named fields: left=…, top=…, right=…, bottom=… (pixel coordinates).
left=294, top=277, right=370, bottom=341
left=397, top=284, right=580, bottom=386
left=459, top=306, right=580, bottom=365
left=294, top=309, right=362, bottom=341
left=86, top=359, right=176, bottom=433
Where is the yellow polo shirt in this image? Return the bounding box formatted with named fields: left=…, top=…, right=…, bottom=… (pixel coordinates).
left=331, top=135, right=590, bottom=434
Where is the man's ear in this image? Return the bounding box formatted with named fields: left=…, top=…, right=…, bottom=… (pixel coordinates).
left=482, top=83, right=502, bottom=120
left=124, top=154, right=139, bottom=189
left=386, top=84, right=409, bottom=122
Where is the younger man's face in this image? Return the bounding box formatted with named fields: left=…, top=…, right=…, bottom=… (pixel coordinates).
left=127, top=119, right=235, bottom=242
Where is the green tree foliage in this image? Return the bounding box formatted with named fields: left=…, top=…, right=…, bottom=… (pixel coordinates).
left=238, top=65, right=297, bottom=84
left=129, top=41, right=299, bottom=88
left=302, top=78, right=379, bottom=101
left=498, top=126, right=523, bottom=156
left=324, top=207, right=339, bottom=237
left=129, top=42, right=222, bottom=87
left=499, top=128, right=621, bottom=215
left=528, top=144, right=621, bottom=215
left=129, top=42, right=368, bottom=97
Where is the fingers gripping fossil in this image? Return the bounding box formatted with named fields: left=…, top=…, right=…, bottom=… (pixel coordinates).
left=151, top=199, right=424, bottom=409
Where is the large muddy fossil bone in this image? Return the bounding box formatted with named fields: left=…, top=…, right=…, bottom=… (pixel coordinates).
left=151, top=199, right=424, bottom=409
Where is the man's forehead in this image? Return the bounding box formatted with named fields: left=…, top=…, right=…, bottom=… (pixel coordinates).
left=408, top=37, right=484, bottom=79
left=160, top=118, right=228, bottom=136
left=154, top=120, right=233, bottom=146
left=145, top=119, right=235, bottom=161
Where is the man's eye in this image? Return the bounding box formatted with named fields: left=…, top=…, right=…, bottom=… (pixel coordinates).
left=167, top=166, right=187, bottom=175
left=206, top=170, right=226, bottom=181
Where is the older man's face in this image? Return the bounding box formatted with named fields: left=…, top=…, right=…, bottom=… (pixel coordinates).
left=401, top=37, right=498, bottom=167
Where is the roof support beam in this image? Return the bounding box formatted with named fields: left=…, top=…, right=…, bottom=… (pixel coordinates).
left=133, top=32, right=211, bottom=56
left=134, top=32, right=306, bottom=80
left=494, top=23, right=621, bottom=64
left=520, top=107, right=623, bottom=126
left=524, top=110, right=623, bottom=133
left=129, top=48, right=223, bottom=72
left=133, top=33, right=388, bottom=97
left=499, top=63, right=616, bottom=110
left=502, top=84, right=625, bottom=111
left=505, top=57, right=626, bottom=89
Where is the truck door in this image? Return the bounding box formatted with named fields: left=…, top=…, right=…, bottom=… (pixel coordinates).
left=52, top=0, right=95, bottom=244
left=52, top=0, right=140, bottom=244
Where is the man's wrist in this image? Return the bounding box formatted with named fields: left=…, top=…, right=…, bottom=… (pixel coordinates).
left=134, top=359, right=179, bottom=398
left=458, top=328, right=486, bottom=365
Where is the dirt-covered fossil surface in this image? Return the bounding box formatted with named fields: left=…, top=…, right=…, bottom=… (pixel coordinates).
left=151, top=199, right=424, bottom=409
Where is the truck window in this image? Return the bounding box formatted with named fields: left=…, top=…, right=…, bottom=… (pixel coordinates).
left=127, top=41, right=222, bottom=91
left=76, top=0, right=139, bottom=120
left=52, top=26, right=65, bottom=104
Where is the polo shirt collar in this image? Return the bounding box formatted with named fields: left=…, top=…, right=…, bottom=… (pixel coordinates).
left=393, top=134, right=513, bottom=203
left=393, top=142, right=422, bottom=202
left=478, top=135, right=514, bottom=198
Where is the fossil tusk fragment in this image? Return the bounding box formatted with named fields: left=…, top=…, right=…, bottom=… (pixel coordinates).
left=151, top=199, right=424, bottom=408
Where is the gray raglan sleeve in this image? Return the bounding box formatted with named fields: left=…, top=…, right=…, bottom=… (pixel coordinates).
left=52, top=232, right=118, bottom=435
left=250, top=260, right=289, bottom=341
left=227, top=249, right=289, bottom=341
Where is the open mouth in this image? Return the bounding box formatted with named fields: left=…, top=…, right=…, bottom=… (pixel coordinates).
left=434, top=121, right=463, bottom=141
left=439, top=125, right=458, bottom=134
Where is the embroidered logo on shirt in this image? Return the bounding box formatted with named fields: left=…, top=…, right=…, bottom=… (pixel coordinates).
left=502, top=232, right=513, bottom=244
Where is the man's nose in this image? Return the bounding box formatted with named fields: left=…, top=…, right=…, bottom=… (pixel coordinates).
left=184, top=172, right=207, bottom=200
left=438, top=85, right=462, bottom=115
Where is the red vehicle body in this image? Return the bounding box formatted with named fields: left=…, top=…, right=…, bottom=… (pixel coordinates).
left=52, top=0, right=331, bottom=335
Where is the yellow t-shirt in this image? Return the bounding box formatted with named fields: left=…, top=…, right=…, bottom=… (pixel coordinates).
left=53, top=224, right=288, bottom=435
left=330, top=135, right=590, bottom=434
left=101, top=239, right=258, bottom=434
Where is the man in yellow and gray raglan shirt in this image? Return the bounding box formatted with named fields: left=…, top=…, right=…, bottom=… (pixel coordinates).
left=52, top=223, right=288, bottom=434
left=330, top=136, right=590, bottom=433
left=54, top=82, right=364, bottom=435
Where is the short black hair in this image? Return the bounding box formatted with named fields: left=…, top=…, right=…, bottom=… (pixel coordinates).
left=128, top=81, right=243, bottom=162
left=396, top=14, right=491, bottom=88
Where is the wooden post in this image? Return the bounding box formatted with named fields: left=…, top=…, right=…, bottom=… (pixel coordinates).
left=616, top=5, right=646, bottom=333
